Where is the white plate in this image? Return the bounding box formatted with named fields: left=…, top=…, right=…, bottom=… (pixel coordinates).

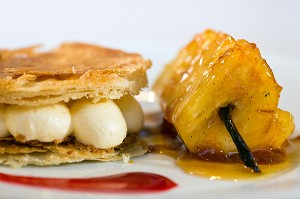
left=1, top=1, right=300, bottom=198
left=1, top=58, right=299, bottom=199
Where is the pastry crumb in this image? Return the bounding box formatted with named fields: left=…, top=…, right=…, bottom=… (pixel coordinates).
left=122, top=153, right=131, bottom=163
left=72, top=66, right=77, bottom=74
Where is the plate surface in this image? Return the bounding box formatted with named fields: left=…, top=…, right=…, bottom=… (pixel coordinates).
left=0, top=1, right=300, bottom=198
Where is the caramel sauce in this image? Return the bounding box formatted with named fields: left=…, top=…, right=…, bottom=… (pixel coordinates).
left=142, top=121, right=300, bottom=181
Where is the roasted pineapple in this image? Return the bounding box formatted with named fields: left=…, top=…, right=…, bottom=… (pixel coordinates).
left=154, top=30, right=294, bottom=158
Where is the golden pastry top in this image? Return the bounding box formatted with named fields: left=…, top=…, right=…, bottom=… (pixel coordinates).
left=0, top=43, right=151, bottom=106
left=0, top=43, right=149, bottom=78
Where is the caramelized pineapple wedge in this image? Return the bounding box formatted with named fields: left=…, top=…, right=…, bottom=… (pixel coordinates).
left=154, top=30, right=294, bottom=157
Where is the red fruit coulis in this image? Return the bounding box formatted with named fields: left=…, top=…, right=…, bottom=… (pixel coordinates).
left=0, top=172, right=177, bottom=193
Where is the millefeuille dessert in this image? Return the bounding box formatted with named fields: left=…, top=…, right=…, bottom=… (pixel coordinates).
left=0, top=43, right=151, bottom=167
left=154, top=30, right=294, bottom=172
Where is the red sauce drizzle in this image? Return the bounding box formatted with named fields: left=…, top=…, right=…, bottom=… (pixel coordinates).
left=0, top=172, right=177, bottom=193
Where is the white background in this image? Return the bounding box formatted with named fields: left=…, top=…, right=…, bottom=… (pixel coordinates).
left=1, top=0, right=299, bottom=54
left=1, top=0, right=299, bottom=75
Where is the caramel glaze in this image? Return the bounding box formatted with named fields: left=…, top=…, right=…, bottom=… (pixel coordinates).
left=142, top=120, right=300, bottom=181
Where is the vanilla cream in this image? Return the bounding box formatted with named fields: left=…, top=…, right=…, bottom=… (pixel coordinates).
left=0, top=96, right=144, bottom=149
left=115, top=95, right=144, bottom=133
left=70, top=99, right=127, bottom=149
left=5, top=103, right=72, bottom=142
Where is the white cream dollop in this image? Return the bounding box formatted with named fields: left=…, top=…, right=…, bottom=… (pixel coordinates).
left=0, top=104, right=9, bottom=138
left=70, top=99, right=127, bottom=149
left=114, top=95, right=144, bottom=133
left=6, top=103, right=72, bottom=142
